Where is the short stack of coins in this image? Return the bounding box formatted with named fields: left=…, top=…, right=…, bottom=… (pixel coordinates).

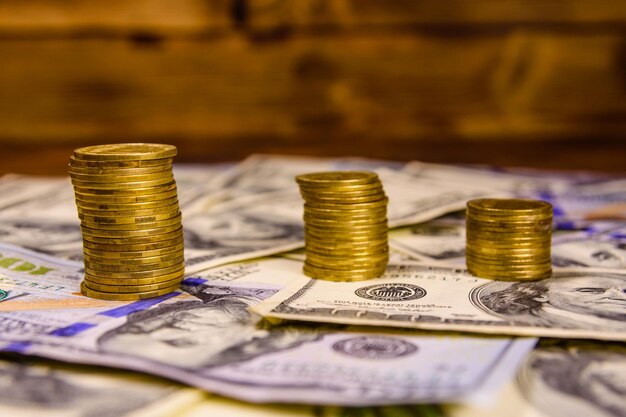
left=69, top=144, right=185, bottom=301
left=466, top=198, right=553, bottom=281
left=296, top=172, right=389, bottom=281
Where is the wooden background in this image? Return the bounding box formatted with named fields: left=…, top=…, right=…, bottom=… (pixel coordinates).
left=1, top=0, right=626, bottom=175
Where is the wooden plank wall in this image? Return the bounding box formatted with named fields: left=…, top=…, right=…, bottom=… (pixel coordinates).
left=1, top=0, right=625, bottom=174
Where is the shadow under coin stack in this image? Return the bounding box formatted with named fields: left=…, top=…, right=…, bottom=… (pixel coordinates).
left=69, top=144, right=185, bottom=301
left=296, top=172, right=389, bottom=282
left=466, top=198, right=553, bottom=281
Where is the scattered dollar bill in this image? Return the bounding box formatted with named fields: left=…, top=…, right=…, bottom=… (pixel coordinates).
left=390, top=216, right=626, bottom=272
left=0, top=157, right=508, bottom=273
left=446, top=339, right=626, bottom=417
left=0, top=356, right=204, bottom=417
left=0, top=243, right=534, bottom=406
left=0, top=356, right=449, bottom=417
left=404, top=161, right=626, bottom=222
left=3, top=338, right=622, bottom=417
left=253, top=262, right=626, bottom=341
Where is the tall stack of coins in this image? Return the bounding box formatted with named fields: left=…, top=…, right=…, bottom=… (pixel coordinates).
left=466, top=198, right=552, bottom=281
left=296, top=172, right=388, bottom=281
left=69, top=144, right=185, bottom=301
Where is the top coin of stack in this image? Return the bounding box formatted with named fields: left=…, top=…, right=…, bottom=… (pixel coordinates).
left=466, top=198, right=553, bottom=281
left=296, top=171, right=389, bottom=282
left=69, top=144, right=185, bottom=301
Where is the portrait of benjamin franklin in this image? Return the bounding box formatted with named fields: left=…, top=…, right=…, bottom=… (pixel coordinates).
left=97, top=282, right=321, bottom=370
left=517, top=341, right=626, bottom=417
left=472, top=272, right=626, bottom=331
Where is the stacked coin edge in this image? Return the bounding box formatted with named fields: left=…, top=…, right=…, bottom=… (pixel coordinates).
left=297, top=171, right=389, bottom=282
left=466, top=198, right=553, bottom=281
left=70, top=143, right=185, bottom=301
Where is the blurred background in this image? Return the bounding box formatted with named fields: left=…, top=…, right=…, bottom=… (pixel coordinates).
left=1, top=0, right=626, bottom=175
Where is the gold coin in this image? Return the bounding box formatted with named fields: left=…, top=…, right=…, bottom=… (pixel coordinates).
left=468, top=232, right=550, bottom=240
left=69, top=155, right=174, bottom=168
left=467, top=212, right=553, bottom=223
left=303, top=263, right=386, bottom=281
left=300, top=193, right=385, bottom=204
left=304, top=205, right=387, bottom=214
left=70, top=170, right=173, bottom=184
left=466, top=257, right=552, bottom=268
left=84, top=249, right=183, bottom=265
left=466, top=245, right=550, bottom=255
left=466, top=252, right=551, bottom=261
left=466, top=216, right=552, bottom=227
left=306, top=252, right=389, bottom=265
left=84, top=268, right=185, bottom=285
left=466, top=260, right=552, bottom=270
left=76, top=196, right=179, bottom=212
left=305, top=240, right=389, bottom=252
left=72, top=179, right=176, bottom=193
left=306, top=248, right=389, bottom=260
left=304, top=229, right=388, bottom=239
left=305, top=259, right=389, bottom=272
left=80, top=214, right=182, bottom=231
left=83, top=276, right=182, bottom=293
left=304, top=210, right=386, bottom=219
left=304, top=232, right=388, bottom=242
left=466, top=220, right=551, bottom=232
left=305, top=221, right=388, bottom=231
left=84, top=256, right=184, bottom=272
left=71, top=175, right=174, bottom=189
left=467, top=261, right=553, bottom=271
left=304, top=213, right=387, bottom=223
left=74, top=189, right=179, bottom=204
left=306, top=261, right=389, bottom=273
left=296, top=171, right=379, bottom=187
left=466, top=246, right=550, bottom=257
left=82, top=227, right=183, bottom=244
left=74, top=143, right=177, bottom=161
left=306, top=245, right=389, bottom=257
left=304, top=214, right=387, bottom=224
left=467, top=198, right=553, bottom=216
left=68, top=163, right=172, bottom=176
left=305, top=238, right=388, bottom=251
left=300, top=186, right=385, bottom=198
left=84, top=250, right=183, bottom=266
left=84, top=264, right=184, bottom=279
left=81, top=222, right=182, bottom=238
left=80, top=281, right=181, bottom=301
left=466, top=237, right=551, bottom=247
left=305, top=239, right=388, bottom=251
left=466, top=232, right=550, bottom=242
left=300, top=183, right=385, bottom=193
left=467, top=234, right=550, bottom=242
left=466, top=267, right=551, bottom=281
left=304, top=198, right=388, bottom=210
left=79, top=210, right=180, bottom=225
left=82, top=234, right=184, bottom=252
left=77, top=202, right=180, bottom=217
left=83, top=241, right=184, bottom=258
left=305, top=230, right=387, bottom=242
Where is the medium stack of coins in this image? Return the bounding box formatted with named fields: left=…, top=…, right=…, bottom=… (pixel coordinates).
left=296, top=172, right=389, bottom=281
left=69, top=144, right=185, bottom=301
left=466, top=198, right=552, bottom=281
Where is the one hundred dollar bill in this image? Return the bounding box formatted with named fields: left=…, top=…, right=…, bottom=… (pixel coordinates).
left=252, top=263, right=626, bottom=341
left=0, top=243, right=534, bottom=406
left=2, top=340, right=621, bottom=417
